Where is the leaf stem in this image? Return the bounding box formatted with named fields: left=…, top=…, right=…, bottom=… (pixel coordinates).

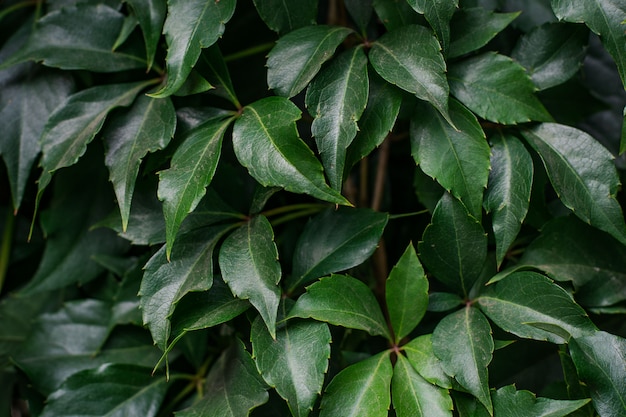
left=0, top=210, right=15, bottom=294
left=388, top=209, right=430, bottom=219
left=261, top=203, right=328, bottom=219
left=270, top=208, right=325, bottom=227
left=0, top=0, right=36, bottom=22
left=223, top=42, right=275, bottom=62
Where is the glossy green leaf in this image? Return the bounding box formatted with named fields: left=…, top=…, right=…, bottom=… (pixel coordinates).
left=306, top=46, right=369, bottom=190
left=403, top=334, right=452, bottom=388
left=406, top=0, right=458, bottom=53
left=418, top=192, right=487, bottom=297
left=288, top=207, right=388, bottom=291
left=267, top=25, right=352, bottom=97
left=0, top=4, right=146, bottom=72
left=344, top=0, right=374, bottom=32
left=386, top=243, right=428, bottom=343
left=491, top=384, right=590, bottom=417
left=483, top=133, right=533, bottom=268
left=521, top=123, right=626, bottom=246
left=40, top=364, right=168, bottom=417
left=569, top=331, right=626, bottom=417
left=288, top=274, right=391, bottom=339
left=151, top=0, right=236, bottom=97
left=319, top=351, right=392, bottom=417
left=411, top=99, right=490, bottom=219
left=448, top=52, right=552, bottom=124
left=251, top=318, right=331, bottom=417
left=372, top=0, right=421, bottom=30
left=197, top=45, right=239, bottom=107
left=103, top=95, right=176, bottom=232
left=477, top=271, right=597, bottom=344
left=427, top=292, right=464, bottom=313
left=232, top=97, right=349, bottom=206
left=370, top=24, right=452, bottom=125
left=392, top=354, right=453, bottom=417
left=177, top=339, right=269, bottom=417
left=113, top=13, right=139, bottom=52
left=252, top=0, right=317, bottom=34
left=432, top=306, right=493, bottom=414
left=449, top=7, right=520, bottom=58
left=158, top=116, right=231, bottom=259
left=125, top=0, right=166, bottom=70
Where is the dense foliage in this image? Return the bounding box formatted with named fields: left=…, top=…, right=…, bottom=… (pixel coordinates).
left=1, top=0, right=626, bottom=416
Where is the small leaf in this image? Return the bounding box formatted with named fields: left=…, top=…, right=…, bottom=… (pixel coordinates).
left=386, top=243, right=428, bottom=343
left=491, top=384, right=590, bottom=417
left=372, top=0, right=421, bottom=30
left=427, top=293, right=464, bottom=313
left=251, top=318, right=331, bottom=417
left=288, top=274, right=391, bottom=339
left=432, top=306, right=494, bottom=414
left=219, top=215, right=282, bottom=338
left=344, top=0, right=374, bottom=32
left=197, top=45, right=239, bottom=107
left=521, top=123, right=626, bottom=246
left=126, top=0, right=166, bottom=71
left=319, top=351, right=392, bottom=417
left=252, top=0, right=317, bottom=34
left=406, top=0, right=458, bottom=53
left=448, top=52, right=552, bottom=124
left=267, top=25, right=352, bottom=98
left=403, top=334, right=452, bottom=389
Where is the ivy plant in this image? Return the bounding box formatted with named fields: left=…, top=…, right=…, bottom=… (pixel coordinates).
left=1, top=0, right=625, bottom=416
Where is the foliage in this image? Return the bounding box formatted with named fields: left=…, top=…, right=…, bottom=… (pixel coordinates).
left=1, top=0, right=625, bottom=416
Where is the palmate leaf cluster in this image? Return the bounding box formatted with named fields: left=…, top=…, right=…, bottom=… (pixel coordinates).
left=0, top=0, right=625, bottom=416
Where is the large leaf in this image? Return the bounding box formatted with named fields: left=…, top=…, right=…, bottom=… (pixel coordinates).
left=232, top=97, right=348, bottom=206
left=158, top=116, right=232, bottom=259
left=491, top=384, right=591, bottom=417
left=287, top=207, right=388, bottom=291
left=392, top=354, right=453, bottom=417
left=40, top=364, right=168, bottom=417
left=288, top=274, right=391, bottom=340
left=125, top=0, right=166, bottom=71
left=418, top=192, right=487, bottom=297
left=403, top=334, right=452, bottom=388
left=406, top=0, right=458, bottom=53
left=306, top=46, right=369, bottom=190
left=151, top=0, right=236, bottom=97
left=432, top=306, right=494, bottom=414
left=477, top=271, right=597, bottom=344
left=319, top=351, right=392, bottom=417
left=483, top=133, right=533, bottom=268
left=218, top=215, right=281, bottom=338
left=252, top=0, right=317, bottom=34
left=267, top=25, right=352, bottom=98
left=103, top=95, right=176, bottom=232
left=448, top=52, right=552, bottom=124
left=251, top=318, right=331, bottom=417
left=369, top=24, right=452, bottom=125
left=410, top=99, right=490, bottom=219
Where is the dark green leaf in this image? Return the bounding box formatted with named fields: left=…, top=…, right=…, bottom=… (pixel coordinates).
left=403, top=334, right=452, bottom=388
left=306, top=46, right=369, bottom=190
left=491, top=384, right=590, bottom=417
left=113, top=13, right=138, bottom=52
left=288, top=207, right=388, bottom=291
left=319, top=351, right=392, bottom=417
left=418, top=192, right=487, bottom=297
left=432, top=306, right=493, bottom=414
left=501, top=0, right=557, bottom=31
left=344, top=0, right=374, bottom=32
left=219, top=215, right=281, bottom=338
left=251, top=318, right=331, bottom=417
left=448, top=52, right=552, bottom=124
left=427, top=292, right=464, bottom=313
left=621, top=106, right=626, bottom=155
left=197, top=45, right=239, bottom=107
left=232, top=97, right=349, bottom=206
left=411, top=99, right=490, bottom=219
left=372, top=0, right=421, bottom=30
left=521, top=123, right=626, bottom=246
left=252, top=0, right=317, bottom=34
left=484, top=133, right=533, bottom=268
left=406, top=0, right=458, bottom=53
left=288, top=274, right=391, bottom=339
left=126, top=0, right=166, bottom=70
left=267, top=25, right=352, bottom=97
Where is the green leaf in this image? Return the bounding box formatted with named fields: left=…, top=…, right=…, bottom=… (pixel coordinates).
left=177, top=339, right=269, bottom=417
left=386, top=243, right=428, bottom=343
left=449, top=7, right=520, bottom=59
left=373, top=0, right=421, bottom=30
left=252, top=0, right=317, bottom=34
left=410, top=99, right=490, bottom=219
left=197, top=45, right=239, bottom=107
left=406, top=0, right=458, bottom=53
left=288, top=207, right=388, bottom=291
left=569, top=331, right=626, bottom=417
left=448, top=52, right=552, bottom=124
left=158, top=116, right=232, bottom=259
left=428, top=292, right=464, bottom=313
left=432, top=306, right=494, bottom=414
left=319, top=351, right=392, bottom=417
left=306, top=46, right=369, bottom=190
left=418, top=192, right=487, bottom=297
left=232, top=97, right=349, bottom=206
left=40, top=364, right=168, bottom=417
left=218, top=215, right=281, bottom=338
left=126, top=0, right=166, bottom=71
left=403, top=334, right=452, bottom=388
left=267, top=25, right=352, bottom=98
left=392, top=354, right=453, bottom=417
left=369, top=24, right=452, bottom=125
left=288, top=274, right=391, bottom=339
left=483, top=133, right=533, bottom=268
left=491, top=384, right=591, bottom=417
left=151, top=0, right=236, bottom=97
left=521, top=123, right=626, bottom=246
left=477, top=271, right=597, bottom=344
left=344, top=0, right=374, bottom=32
left=251, top=318, right=331, bottom=417
left=103, top=95, right=176, bottom=232
left=0, top=4, right=146, bottom=72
